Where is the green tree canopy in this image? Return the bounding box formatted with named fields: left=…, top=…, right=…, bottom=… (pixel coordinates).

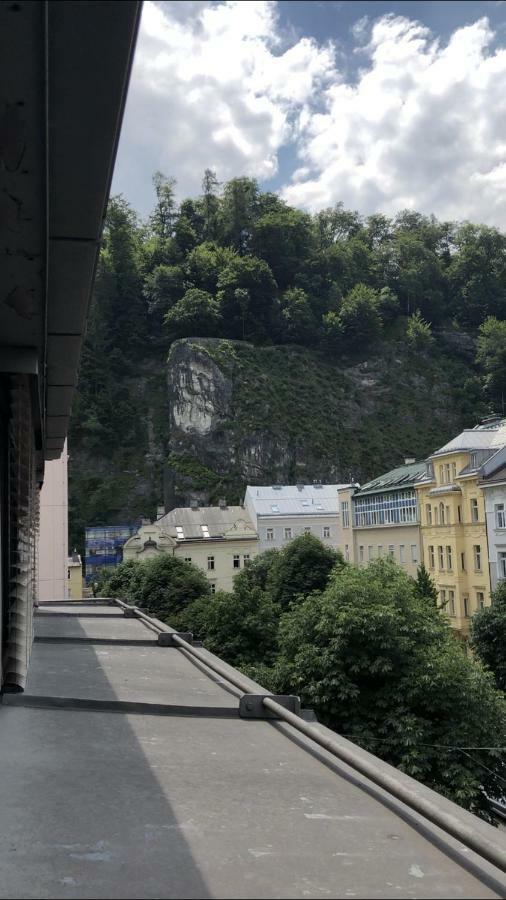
left=99, top=555, right=210, bottom=619
left=164, top=288, right=222, bottom=340
left=267, top=533, right=344, bottom=610
left=471, top=580, right=506, bottom=692
left=274, top=558, right=506, bottom=820
left=476, top=317, right=506, bottom=414
left=216, top=255, right=277, bottom=341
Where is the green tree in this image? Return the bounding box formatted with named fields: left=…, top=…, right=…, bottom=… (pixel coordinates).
left=448, top=224, right=506, bottom=327
left=201, top=168, right=221, bottom=241
left=136, top=555, right=210, bottom=618
left=179, top=585, right=280, bottom=667
left=267, top=533, right=344, bottom=610
left=96, top=559, right=145, bottom=603
left=216, top=255, right=277, bottom=341
left=220, top=177, right=259, bottom=253
left=406, top=310, right=434, bottom=349
left=274, top=559, right=506, bottom=820
left=339, top=283, right=382, bottom=348
left=185, top=242, right=236, bottom=294
left=471, top=580, right=506, bottom=692
left=414, top=564, right=438, bottom=606
left=279, top=287, right=319, bottom=344
left=164, top=288, right=222, bottom=339
left=252, top=205, right=314, bottom=289
left=476, top=317, right=506, bottom=414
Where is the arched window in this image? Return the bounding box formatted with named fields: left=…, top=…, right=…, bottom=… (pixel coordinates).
left=439, top=502, right=445, bottom=524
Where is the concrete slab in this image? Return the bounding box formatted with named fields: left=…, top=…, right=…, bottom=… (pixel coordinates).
left=35, top=615, right=153, bottom=642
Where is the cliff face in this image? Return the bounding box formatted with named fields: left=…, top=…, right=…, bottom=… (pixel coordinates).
left=165, top=337, right=483, bottom=507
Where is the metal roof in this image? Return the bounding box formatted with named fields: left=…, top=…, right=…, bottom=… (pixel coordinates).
left=157, top=506, right=256, bottom=540
left=353, top=462, right=426, bottom=497
left=431, top=421, right=506, bottom=458
left=1, top=601, right=504, bottom=899
left=245, top=484, right=352, bottom=517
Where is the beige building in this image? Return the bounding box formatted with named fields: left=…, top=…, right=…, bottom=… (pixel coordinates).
left=37, top=441, right=68, bottom=601
left=67, top=552, right=83, bottom=600
left=338, top=461, right=426, bottom=578
left=123, top=503, right=259, bottom=593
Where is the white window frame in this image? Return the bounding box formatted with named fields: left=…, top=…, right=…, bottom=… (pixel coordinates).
left=446, top=545, right=453, bottom=571
left=499, top=551, right=506, bottom=580
left=323, top=526, right=330, bottom=539
left=438, top=545, right=444, bottom=569
left=411, top=544, right=418, bottom=564
left=448, top=589, right=455, bottom=616
left=233, top=554, right=240, bottom=569
left=207, top=556, right=215, bottom=571
left=470, top=498, right=479, bottom=523
left=304, top=526, right=311, bottom=534
left=284, top=527, right=292, bottom=540
left=473, top=544, right=482, bottom=572
left=266, top=528, right=274, bottom=542
left=495, top=504, right=506, bottom=530
left=359, top=545, right=364, bottom=562
left=477, top=591, right=485, bottom=610
left=388, top=545, right=395, bottom=559
left=428, top=545, right=435, bottom=569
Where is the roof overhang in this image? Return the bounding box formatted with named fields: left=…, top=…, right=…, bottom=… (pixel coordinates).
left=0, top=0, right=141, bottom=474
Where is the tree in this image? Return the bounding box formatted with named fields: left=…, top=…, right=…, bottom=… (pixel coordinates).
left=219, top=177, right=259, bottom=254
left=96, top=559, right=145, bottom=604
left=150, top=171, right=178, bottom=242
left=279, top=287, right=319, bottom=344
left=251, top=205, right=314, bottom=289
left=136, top=555, right=210, bottom=618
left=201, top=168, right=221, bottom=240
left=414, top=564, right=438, bottom=606
left=448, top=224, right=506, bottom=327
left=216, top=255, right=277, bottom=342
left=164, top=288, right=222, bottom=340
left=476, top=317, right=506, bottom=414
left=406, top=310, right=434, bottom=349
left=185, top=242, right=236, bottom=294
left=179, top=585, right=280, bottom=668
left=267, top=533, right=344, bottom=610
left=471, top=580, right=506, bottom=692
left=338, top=283, right=382, bottom=349
left=274, top=558, right=506, bottom=820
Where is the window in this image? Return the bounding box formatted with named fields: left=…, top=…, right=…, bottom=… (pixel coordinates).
left=434, top=505, right=439, bottom=525
left=284, top=527, right=292, bottom=540
left=440, top=588, right=446, bottom=609
left=448, top=589, right=455, bottom=616
left=210, top=582, right=216, bottom=594
left=201, top=524, right=210, bottom=538
left=499, top=552, right=506, bottom=580
left=458, top=505, right=462, bottom=523
left=452, top=462, right=457, bottom=480
left=266, top=528, right=274, bottom=542
left=438, top=545, right=444, bottom=569
left=445, top=506, right=450, bottom=525
left=439, top=465, right=444, bottom=484
left=368, top=545, right=374, bottom=561
left=323, top=526, right=330, bottom=539
left=345, top=544, right=350, bottom=561
left=470, top=498, right=479, bottom=523
left=176, top=526, right=184, bottom=539
left=233, top=554, right=240, bottom=569
left=353, top=490, right=418, bottom=527
left=359, top=545, right=364, bottom=562
left=495, top=503, right=506, bottom=529
left=243, top=554, right=250, bottom=566
left=473, top=544, right=482, bottom=571
left=341, top=501, right=350, bottom=527
left=461, top=552, right=466, bottom=571
left=377, top=545, right=383, bottom=557
left=207, top=556, right=215, bottom=571
left=388, top=545, right=395, bottom=559
left=399, top=545, right=405, bottom=564
left=428, top=545, right=435, bottom=569
left=446, top=545, right=453, bottom=571
left=271, top=504, right=280, bottom=513
left=477, top=591, right=485, bottom=610
left=411, top=544, right=418, bottom=564
left=439, top=502, right=445, bottom=525
left=470, top=452, right=477, bottom=468
left=184, top=557, right=192, bottom=563
left=445, top=463, right=451, bottom=483
left=304, top=526, right=311, bottom=534
left=426, top=504, right=432, bottom=525
left=463, top=595, right=470, bottom=617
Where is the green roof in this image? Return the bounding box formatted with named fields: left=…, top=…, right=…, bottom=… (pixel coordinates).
left=354, top=462, right=426, bottom=497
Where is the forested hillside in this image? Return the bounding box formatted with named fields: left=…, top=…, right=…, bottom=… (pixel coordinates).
left=69, top=172, right=506, bottom=550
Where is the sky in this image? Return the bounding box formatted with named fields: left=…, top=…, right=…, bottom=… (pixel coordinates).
left=112, top=0, right=506, bottom=227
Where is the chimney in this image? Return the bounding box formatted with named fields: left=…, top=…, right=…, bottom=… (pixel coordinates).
left=190, top=499, right=199, bottom=510
left=296, top=482, right=304, bottom=491
left=219, top=498, right=227, bottom=509
left=156, top=505, right=165, bottom=519
left=404, top=457, right=416, bottom=465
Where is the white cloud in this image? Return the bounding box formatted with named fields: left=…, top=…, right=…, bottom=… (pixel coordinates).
left=112, top=0, right=335, bottom=215
left=282, top=14, right=506, bottom=227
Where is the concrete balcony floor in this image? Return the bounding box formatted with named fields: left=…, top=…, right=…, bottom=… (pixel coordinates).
left=0, top=602, right=505, bottom=899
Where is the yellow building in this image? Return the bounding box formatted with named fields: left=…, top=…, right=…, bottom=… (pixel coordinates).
left=123, top=504, right=259, bottom=593
left=67, top=552, right=83, bottom=600
left=415, top=419, right=506, bottom=637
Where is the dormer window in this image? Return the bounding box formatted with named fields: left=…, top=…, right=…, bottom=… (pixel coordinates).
left=201, top=524, right=210, bottom=538
left=175, top=526, right=184, bottom=539
left=271, top=505, right=280, bottom=513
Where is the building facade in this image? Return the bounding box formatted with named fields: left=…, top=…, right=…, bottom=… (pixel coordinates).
left=67, top=552, right=83, bottom=600
left=416, top=420, right=506, bottom=636
left=244, top=484, right=350, bottom=554
left=338, top=462, right=426, bottom=577
left=85, top=524, right=139, bottom=584
left=37, top=441, right=68, bottom=601
left=478, top=445, right=506, bottom=592
left=123, top=504, right=259, bottom=593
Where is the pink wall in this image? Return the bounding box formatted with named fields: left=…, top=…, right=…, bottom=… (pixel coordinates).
left=37, top=440, right=68, bottom=600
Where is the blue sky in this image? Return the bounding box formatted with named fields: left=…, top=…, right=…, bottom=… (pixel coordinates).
left=112, top=0, right=506, bottom=226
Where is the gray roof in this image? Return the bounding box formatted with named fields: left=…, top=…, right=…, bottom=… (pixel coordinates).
left=2, top=602, right=504, bottom=899
left=431, top=420, right=506, bottom=458
left=245, top=484, right=351, bottom=517
left=157, top=505, right=256, bottom=539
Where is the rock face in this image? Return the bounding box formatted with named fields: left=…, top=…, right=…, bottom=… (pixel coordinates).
left=165, top=337, right=484, bottom=508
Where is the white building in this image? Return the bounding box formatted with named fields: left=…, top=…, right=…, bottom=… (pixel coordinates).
left=37, top=440, right=68, bottom=601
left=244, top=483, right=352, bottom=554
left=123, top=503, right=259, bottom=593
left=479, top=445, right=506, bottom=591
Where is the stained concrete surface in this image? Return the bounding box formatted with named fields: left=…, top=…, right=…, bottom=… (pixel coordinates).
left=0, top=604, right=505, bottom=899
